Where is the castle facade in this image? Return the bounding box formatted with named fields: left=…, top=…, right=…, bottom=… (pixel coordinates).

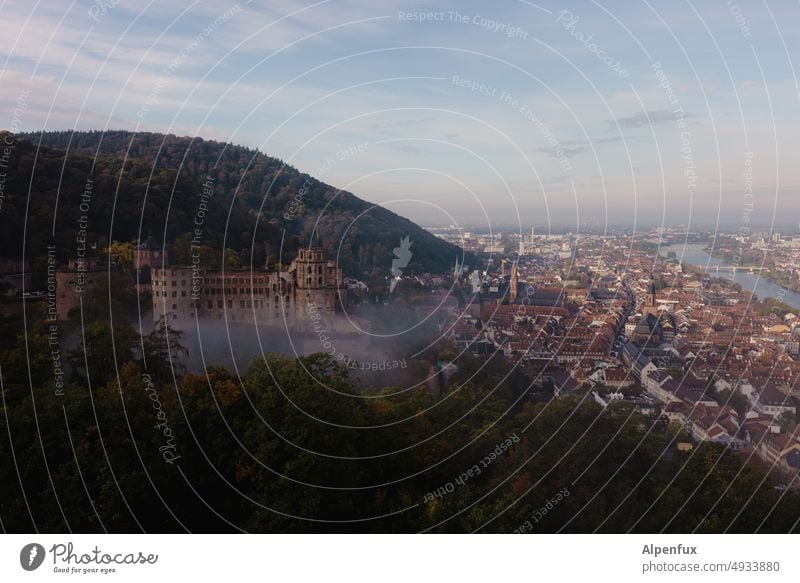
left=149, top=244, right=346, bottom=326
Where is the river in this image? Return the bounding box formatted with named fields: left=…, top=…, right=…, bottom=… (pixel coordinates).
left=659, top=243, right=800, bottom=310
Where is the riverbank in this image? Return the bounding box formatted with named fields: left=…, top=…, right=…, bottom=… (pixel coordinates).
left=703, top=244, right=800, bottom=295
left=659, top=243, right=800, bottom=310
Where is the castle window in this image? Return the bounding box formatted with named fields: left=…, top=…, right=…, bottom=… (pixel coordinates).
left=318, top=277, right=323, bottom=285
left=218, top=300, right=223, bottom=309
left=207, top=301, right=212, bottom=309
left=172, top=291, right=177, bottom=298
left=181, top=290, right=186, bottom=297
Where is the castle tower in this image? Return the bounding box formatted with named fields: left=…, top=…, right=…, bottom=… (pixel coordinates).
left=137, top=232, right=167, bottom=268
left=290, top=247, right=345, bottom=321
left=295, top=247, right=329, bottom=290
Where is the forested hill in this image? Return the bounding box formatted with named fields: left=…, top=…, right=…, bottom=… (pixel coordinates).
left=10, top=130, right=472, bottom=276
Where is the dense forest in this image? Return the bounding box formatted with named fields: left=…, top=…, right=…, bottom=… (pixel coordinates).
left=9, top=130, right=472, bottom=277
left=1, top=301, right=799, bottom=533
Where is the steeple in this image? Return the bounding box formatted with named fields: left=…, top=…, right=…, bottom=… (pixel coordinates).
left=643, top=277, right=658, bottom=316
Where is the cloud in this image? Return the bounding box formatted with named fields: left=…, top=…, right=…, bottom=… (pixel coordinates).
left=613, top=110, right=696, bottom=129
left=534, top=136, right=625, bottom=159
left=535, top=144, right=586, bottom=158
left=369, top=117, right=434, bottom=136
left=389, top=143, right=422, bottom=155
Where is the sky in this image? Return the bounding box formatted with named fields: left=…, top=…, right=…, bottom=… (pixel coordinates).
left=1, top=0, right=799, bottom=232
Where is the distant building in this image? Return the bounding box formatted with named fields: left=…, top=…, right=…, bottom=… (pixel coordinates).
left=55, top=257, right=105, bottom=320
left=132, top=234, right=165, bottom=294
left=752, top=382, right=796, bottom=417
left=509, top=262, right=519, bottom=302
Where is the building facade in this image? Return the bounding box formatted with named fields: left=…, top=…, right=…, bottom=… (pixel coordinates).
left=54, top=257, right=105, bottom=320
left=151, top=246, right=346, bottom=326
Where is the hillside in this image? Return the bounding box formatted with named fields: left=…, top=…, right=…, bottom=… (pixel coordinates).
left=11, top=130, right=473, bottom=277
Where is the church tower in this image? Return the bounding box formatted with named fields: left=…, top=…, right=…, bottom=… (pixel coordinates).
left=642, top=278, right=658, bottom=316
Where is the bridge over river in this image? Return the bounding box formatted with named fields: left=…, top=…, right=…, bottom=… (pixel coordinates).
left=660, top=244, right=800, bottom=309
left=710, top=265, right=767, bottom=273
